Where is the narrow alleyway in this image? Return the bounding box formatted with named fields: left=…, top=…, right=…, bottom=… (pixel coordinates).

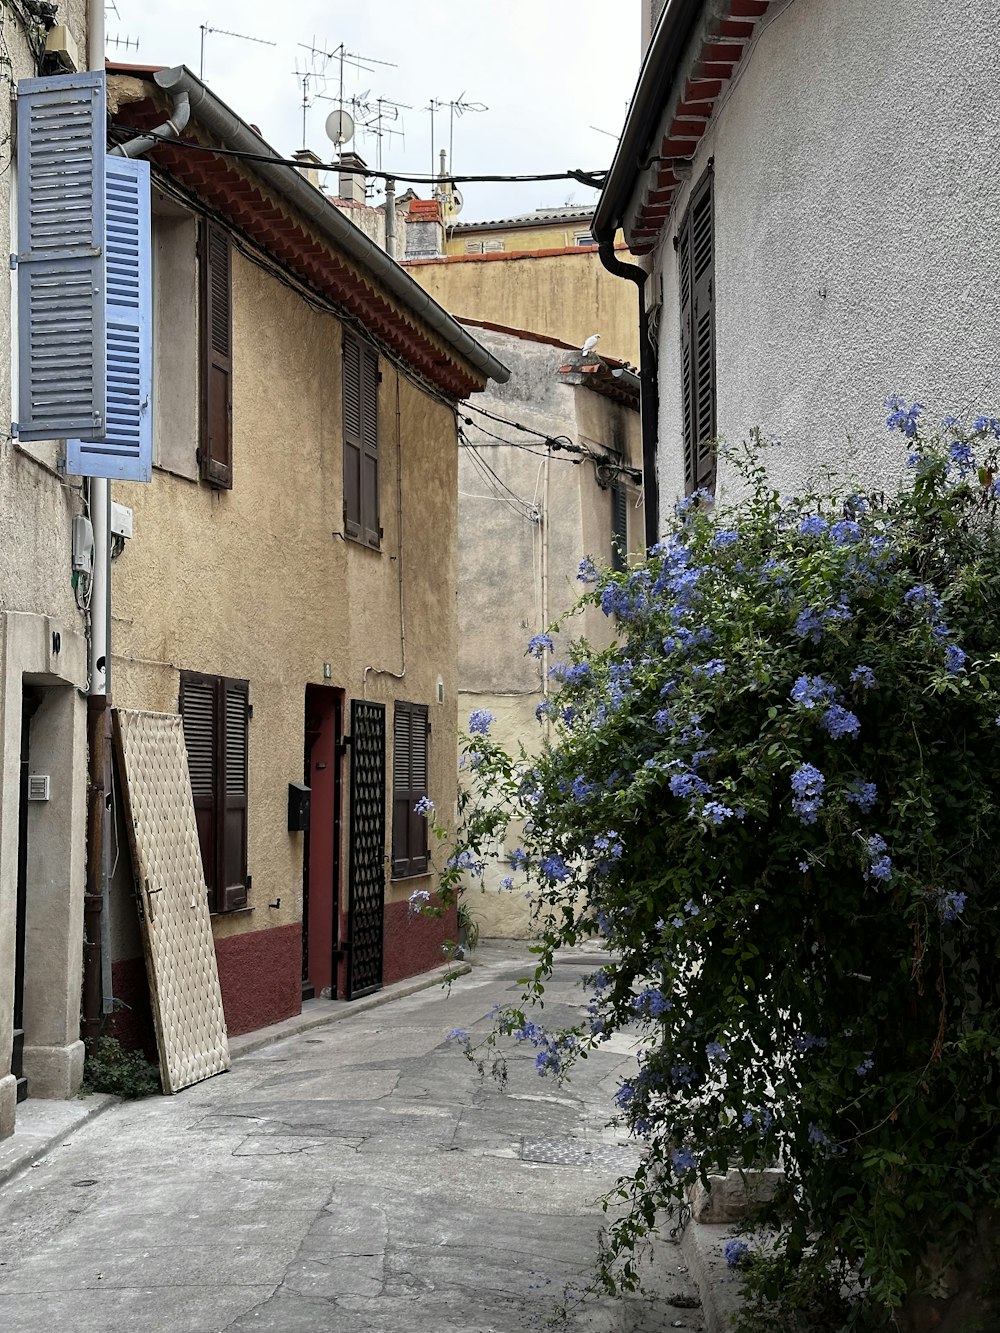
left=0, top=944, right=701, bottom=1332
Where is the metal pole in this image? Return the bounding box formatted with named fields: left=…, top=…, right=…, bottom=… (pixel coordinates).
left=384, top=176, right=395, bottom=260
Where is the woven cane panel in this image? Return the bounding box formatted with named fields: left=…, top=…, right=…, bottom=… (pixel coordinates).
left=115, top=708, right=230, bottom=1093
left=348, top=701, right=386, bottom=998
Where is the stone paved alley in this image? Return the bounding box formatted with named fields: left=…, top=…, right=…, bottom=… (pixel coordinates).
left=0, top=944, right=702, bottom=1332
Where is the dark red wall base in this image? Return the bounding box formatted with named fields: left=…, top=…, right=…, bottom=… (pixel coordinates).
left=382, top=897, right=457, bottom=986
left=214, top=921, right=302, bottom=1036
left=108, top=956, right=158, bottom=1062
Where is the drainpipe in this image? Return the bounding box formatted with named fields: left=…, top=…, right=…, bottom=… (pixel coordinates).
left=596, top=238, right=659, bottom=550
left=384, top=176, right=395, bottom=260
left=81, top=41, right=193, bottom=1047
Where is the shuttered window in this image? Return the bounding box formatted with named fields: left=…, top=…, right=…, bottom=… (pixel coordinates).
left=343, top=329, right=381, bottom=548
left=199, top=220, right=233, bottom=489
left=391, top=702, right=429, bottom=878
left=67, top=155, right=153, bottom=481
left=179, top=671, right=249, bottom=913
left=678, top=167, right=716, bottom=495
left=611, top=481, right=628, bottom=573
left=15, top=71, right=106, bottom=442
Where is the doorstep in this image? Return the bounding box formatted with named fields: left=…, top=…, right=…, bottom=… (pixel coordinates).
left=0, top=1092, right=118, bottom=1189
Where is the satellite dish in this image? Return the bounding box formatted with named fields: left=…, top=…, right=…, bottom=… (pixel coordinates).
left=443, top=185, right=464, bottom=218
left=324, top=108, right=355, bottom=148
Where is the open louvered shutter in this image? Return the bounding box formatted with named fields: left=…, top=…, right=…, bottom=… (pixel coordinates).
left=15, top=71, right=106, bottom=442
left=690, top=173, right=716, bottom=493
left=611, top=481, right=628, bottom=572
left=343, top=332, right=363, bottom=539
left=392, top=702, right=428, bottom=877
left=199, top=221, right=233, bottom=488
left=361, top=344, right=380, bottom=548
left=221, top=679, right=249, bottom=912
left=67, top=156, right=151, bottom=480
left=180, top=672, right=218, bottom=907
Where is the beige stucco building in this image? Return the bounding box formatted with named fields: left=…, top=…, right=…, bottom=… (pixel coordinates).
left=454, top=323, right=641, bottom=938
left=100, top=64, right=506, bottom=1047
left=403, top=207, right=640, bottom=368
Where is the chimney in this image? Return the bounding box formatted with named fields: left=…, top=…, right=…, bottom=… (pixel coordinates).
left=293, top=148, right=323, bottom=190
left=337, top=151, right=369, bottom=207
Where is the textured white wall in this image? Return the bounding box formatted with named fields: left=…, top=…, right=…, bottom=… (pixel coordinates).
left=649, top=0, right=1000, bottom=517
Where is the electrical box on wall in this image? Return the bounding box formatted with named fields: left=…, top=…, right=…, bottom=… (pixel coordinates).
left=72, top=516, right=94, bottom=574
left=288, top=782, right=311, bottom=832
left=27, top=774, right=50, bottom=801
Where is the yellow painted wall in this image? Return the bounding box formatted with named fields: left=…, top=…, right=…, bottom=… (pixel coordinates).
left=404, top=247, right=641, bottom=367
left=445, top=223, right=597, bottom=255
left=111, top=243, right=459, bottom=947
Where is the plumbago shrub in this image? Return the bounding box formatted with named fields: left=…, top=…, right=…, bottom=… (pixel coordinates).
left=429, top=407, right=1000, bottom=1328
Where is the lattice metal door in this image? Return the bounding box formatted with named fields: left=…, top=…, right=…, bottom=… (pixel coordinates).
left=347, top=700, right=386, bottom=998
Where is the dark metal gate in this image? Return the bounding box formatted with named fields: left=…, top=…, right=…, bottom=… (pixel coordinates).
left=346, top=700, right=386, bottom=999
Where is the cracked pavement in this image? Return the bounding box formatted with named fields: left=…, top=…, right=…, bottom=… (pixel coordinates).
left=0, top=943, right=702, bottom=1332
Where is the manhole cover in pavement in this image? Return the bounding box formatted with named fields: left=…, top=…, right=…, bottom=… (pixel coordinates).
left=521, top=1139, right=641, bottom=1171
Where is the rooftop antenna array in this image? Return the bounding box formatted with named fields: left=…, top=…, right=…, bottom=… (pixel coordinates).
left=296, top=39, right=396, bottom=154
left=443, top=93, right=487, bottom=177
left=344, top=92, right=412, bottom=172
left=200, top=25, right=276, bottom=83
left=106, top=34, right=138, bottom=51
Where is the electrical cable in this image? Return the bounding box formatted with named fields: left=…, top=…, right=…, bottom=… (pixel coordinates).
left=459, top=428, right=538, bottom=519
left=108, top=123, right=608, bottom=190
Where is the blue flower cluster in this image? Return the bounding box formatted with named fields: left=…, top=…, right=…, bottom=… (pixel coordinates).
left=791, top=763, right=825, bottom=824
left=790, top=674, right=835, bottom=710
left=886, top=396, right=923, bottom=438
left=864, top=834, right=892, bottom=882
left=468, top=709, right=495, bottom=736
left=526, top=634, right=554, bottom=658
left=937, top=888, right=966, bottom=922
left=846, top=780, right=878, bottom=813
left=631, top=987, right=672, bottom=1018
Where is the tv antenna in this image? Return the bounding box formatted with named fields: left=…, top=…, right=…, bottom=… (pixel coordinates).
left=107, top=34, right=139, bottom=52
left=199, top=25, right=276, bottom=83
left=443, top=93, right=487, bottom=177
left=297, top=40, right=396, bottom=149
left=354, top=95, right=411, bottom=171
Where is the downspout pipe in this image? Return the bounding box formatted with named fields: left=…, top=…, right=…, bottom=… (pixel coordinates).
left=112, top=90, right=191, bottom=158
left=596, top=237, right=659, bottom=550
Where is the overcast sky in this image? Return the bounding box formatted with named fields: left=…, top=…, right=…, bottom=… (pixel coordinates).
left=109, top=1, right=641, bottom=222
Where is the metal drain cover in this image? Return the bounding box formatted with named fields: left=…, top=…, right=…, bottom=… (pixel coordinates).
left=521, top=1139, right=641, bottom=1171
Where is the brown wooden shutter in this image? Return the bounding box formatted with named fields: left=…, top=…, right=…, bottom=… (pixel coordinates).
left=199, top=221, right=233, bottom=489
left=180, top=672, right=217, bottom=906
left=220, top=678, right=249, bottom=912
left=343, top=332, right=363, bottom=539
left=361, top=344, right=380, bottom=548
left=392, top=702, right=428, bottom=877
left=690, top=173, right=716, bottom=493
left=678, top=212, right=695, bottom=494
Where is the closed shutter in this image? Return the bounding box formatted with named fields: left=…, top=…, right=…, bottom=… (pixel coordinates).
left=361, top=343, right=380, bottom=548
left=180, top=673, right=218, bottom=904
left=678, top=168, right=715, bottom=495
left=179, top=671, right=249, bottom=912
left=15, top=71, right=106, bottom=442
left=221, top=680, right=249, bottom=912
left=690, top=176, right=716, bottom=493
left=199, top=220, right=233, bottom=488
left=392, top=702, right=428, bottom=877
left=343, top=330, right=381, bottom=548
left=343, top=332, right=362, bottom=539
left=611, top=481, right=628, bottom=573
left=67, top=156, right=152, bottom=481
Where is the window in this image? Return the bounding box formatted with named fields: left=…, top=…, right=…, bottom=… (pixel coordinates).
left=483, top=238, right=505, bottom=253
left=611, top=481, right=628, bottom=573
left=342, top=329, right=381, bottom=548
left=198, top=219, right=233, bottom=489
left=179, top=671, right=250, bottom=912
left=677, top=167, right=716, bottom=495
left=464, top=239, right=485, bottom=254
left=392, top=702, right=429, bottom=878
left=574, top=230, right=596, bottom=247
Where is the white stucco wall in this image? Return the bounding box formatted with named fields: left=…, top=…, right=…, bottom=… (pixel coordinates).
left=647, top=0, right=1000, bottom=514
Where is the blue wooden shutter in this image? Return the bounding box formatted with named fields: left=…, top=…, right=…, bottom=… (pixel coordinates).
left=15, top=72, right=106, bottom=442
left=67, top=156, right=152, bottom=481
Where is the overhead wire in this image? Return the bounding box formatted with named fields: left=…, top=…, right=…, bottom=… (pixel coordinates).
left=108, top=123, right=608, bottom=190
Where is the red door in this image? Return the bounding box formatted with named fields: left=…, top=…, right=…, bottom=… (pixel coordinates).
left=302, top=686, right=343, bottom=998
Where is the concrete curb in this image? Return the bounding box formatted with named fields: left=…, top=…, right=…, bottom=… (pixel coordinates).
left=680, top=1220, right=746, bottom=1333
left=0, top=1092, right=119, bottom=1189
left=228, top=959, right=473, bottom=1059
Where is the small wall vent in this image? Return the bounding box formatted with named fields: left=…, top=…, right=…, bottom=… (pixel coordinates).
left=27, top=774, right=50, bottom=801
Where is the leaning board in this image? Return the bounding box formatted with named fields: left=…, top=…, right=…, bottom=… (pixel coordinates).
left=113, top=708, right=230, bottom=1093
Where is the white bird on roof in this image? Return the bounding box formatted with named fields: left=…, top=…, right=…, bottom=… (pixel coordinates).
left=581, top=333, right=601, bottom=355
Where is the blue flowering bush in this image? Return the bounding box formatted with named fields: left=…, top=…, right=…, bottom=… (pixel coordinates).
left=434, top=408, right=1000, bottom=1328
